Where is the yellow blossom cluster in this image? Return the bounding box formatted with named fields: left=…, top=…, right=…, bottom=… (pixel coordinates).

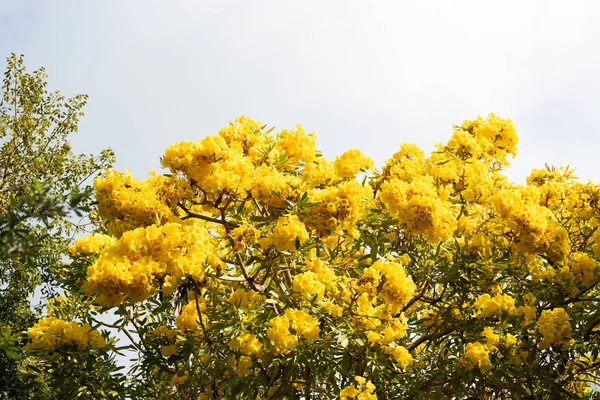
left=82, top=220, right=219, bottom=305
left=493, top=185, right=570, bottom=263
left=69, top=233, right=116, bottom=257
left=27, top=317, right=106, bottom=352
left=379, top=177, right=456, bottom=243
left=304, top=180, right=373, bottom=237
left=537, top=308, right=572, bottom=349
left=457, top=113, right=518, bottom=168
left=260, top=215, right=309, bottom=252
left=230, top=224, right=260, bottom=251
left=384, top=345, right=413, bottom=369
left=371, top=259, right=416, bottom=312
left=176, top=299, right=209, bottom=333
left=227, top=288, right=263, bottom=310
left=266, top=309, right=320, bottom=354
left=95, top=170, right=188, bottom=236
left=340, top=376, right=378, bottom=400
left=565, top=252, right=598, bottom=286
left=229, top=332, right=262, bottom=355
left=474, top=293, right=516, bottom=317
left=460, top=341, right=491, bottom=372
left=334, top=148, right=374, bottom=178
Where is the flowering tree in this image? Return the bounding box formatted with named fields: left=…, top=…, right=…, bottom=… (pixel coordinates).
left=0, top=54, right=115, bottom=399
left=28, top=115, right=600, bottom=399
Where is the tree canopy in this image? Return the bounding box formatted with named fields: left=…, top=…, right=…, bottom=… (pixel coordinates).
left=25, top=111, right=600, bottom=399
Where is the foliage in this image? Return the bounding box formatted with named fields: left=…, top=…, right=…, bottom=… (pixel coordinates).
left=0, top=54, right=115, bottom=399
left=35, top=114, right=600, bottom=399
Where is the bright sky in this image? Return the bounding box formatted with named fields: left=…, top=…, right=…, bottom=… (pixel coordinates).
left=3, top=0, right=600, bottom=184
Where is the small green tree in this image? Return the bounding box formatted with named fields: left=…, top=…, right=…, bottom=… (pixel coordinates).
left=0, top=54, right=115, bottom=399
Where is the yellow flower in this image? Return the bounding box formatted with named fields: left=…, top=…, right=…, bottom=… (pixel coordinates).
left=334, top=148, right=373, bottom=178
left=537, top=308, right=571, bottom=349
left=379, top=177, right=456, bottom=243
left=385, top=345, right=413, bottom=369
left=481, top=327, right=500, bottom=350
left=229, top=332, right=262, bottom=355
left=261, top=215, right=309, bottom=252
left=340, top=376, right=377, bottom=399
left=266, top=315, right=297, bottom=354
left=293, top=271, right=326, bottom=300
left=235, top=355, right=253, bottom=377
left=371, top=259, right=416, bottom=312
left=69, top=234, right=116, bottom=257
left=227, top=288, right=263, bottom=310
left=161, top=344, right=178, bottom=357
left=176, top=299, right=208, bottom=333
left=460, top=341, right=491, bottom=372
left=27, top=317, right=106, bottom=352
left=474, top=293, right=516, bottom=317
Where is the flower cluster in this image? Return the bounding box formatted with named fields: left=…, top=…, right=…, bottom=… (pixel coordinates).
left=340, top=376, right=378, bottom=400
left=27, top=317, right=106, bottom=352
left=537, top=308, right=572, bottom=349
left=32, top=114, right=600, bottom=398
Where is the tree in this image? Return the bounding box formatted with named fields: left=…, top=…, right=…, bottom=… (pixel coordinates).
left=0, top=54, right=115, bottom=399
left=32, top=114, right=600, bottom=399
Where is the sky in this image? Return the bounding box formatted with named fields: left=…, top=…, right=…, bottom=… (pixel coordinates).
left=2, top=1, right=600, bottom=183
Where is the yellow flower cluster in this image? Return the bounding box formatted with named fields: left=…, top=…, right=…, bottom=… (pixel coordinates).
left=69, top=234, right=116, bottom=257
left=95, top=170, right=187, bottom=236
left=162, top=132, right=254, bottom=200
left=84, top=220, right=218, bottom=305
left=251, top=164, right=301, bottom=208
left=163, top=117, right=321, bottom=206
left=567, top=252, right=598, bottom=286
left=293, top=271, right=325, bottom=300
left=304, top=180, right=373, bottom=237
left=340, top=376, right=378, bottom=400
left=537, top=308, right=571, bottom=349
left=474, top=293, right=516, bottom=317
left=384, top=345, right=413, bottom=369
left=176, top=299, right=209, bottom=333
left=260, top=215, right=309, bottom=252
left=227, top=288, right=263, bottom=310
left=460, top=341, right=491, bottom=372
left=481, top=327, right=500, bottom=350
left=229, top=332, right=262, bottom=355
left=459, top=113, right=518, bottom=166
left=371, top=259, right=416, bottom=312
left=230, top=224, right=260, bottom=252
left=276, top=126, right=317, bottom=165
left=334, top=148, right=374, bottom=178
left=266, top=309, right=320, bottom=354
left=379, top=177, right=456, bottom=243
left=234, top=355, right=253, bottom=377
left=493, top=185, right=570, bottom=263
left=27, top=317, right=106, bottom=352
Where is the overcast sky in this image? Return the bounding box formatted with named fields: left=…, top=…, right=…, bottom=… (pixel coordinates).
left=2, top=0, right=600, bottom=183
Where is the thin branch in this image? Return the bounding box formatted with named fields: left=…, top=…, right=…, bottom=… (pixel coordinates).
left=236, top=252, right=266, bottom=292
left=178, top=201, right=239, bottom=228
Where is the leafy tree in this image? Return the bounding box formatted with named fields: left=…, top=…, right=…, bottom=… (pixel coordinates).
left=34, top=115, right=600, bottom=399
left=0, top=54, right=115, bottom=399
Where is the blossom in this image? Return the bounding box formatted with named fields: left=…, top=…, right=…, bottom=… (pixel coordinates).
left=334, top=148, right=373, bottom=178
left=27, top=317, right=106, bottom=352
left=260, top=215, right=309, bottom=252
left=537, top=308, right=571, bottom=349
left=460, top=341, right=491, bottom=372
